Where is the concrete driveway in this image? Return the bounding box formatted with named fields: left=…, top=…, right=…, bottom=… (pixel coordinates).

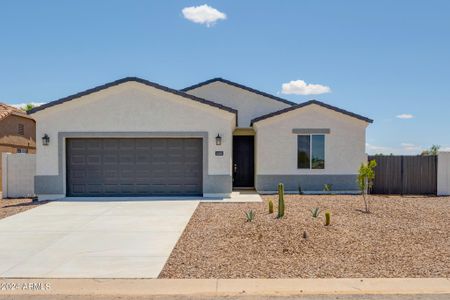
left=0, top=200, right=198, bottom=278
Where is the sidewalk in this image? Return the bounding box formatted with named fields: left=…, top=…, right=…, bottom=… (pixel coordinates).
left=0, top=278, right=449, bottom=297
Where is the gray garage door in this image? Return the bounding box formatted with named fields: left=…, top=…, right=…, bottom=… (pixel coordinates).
left=66, top=138, right=203, bottom=197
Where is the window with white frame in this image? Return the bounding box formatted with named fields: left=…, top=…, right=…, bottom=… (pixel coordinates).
left=297, top=135, right=325, bottom=169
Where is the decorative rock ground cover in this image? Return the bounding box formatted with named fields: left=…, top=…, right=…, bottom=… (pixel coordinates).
left=0, top=198, right=49, bottom=220
left=160, top=195, right=450, bottom=278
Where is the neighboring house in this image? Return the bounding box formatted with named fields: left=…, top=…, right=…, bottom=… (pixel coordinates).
left=0, top=103, right=36, bottom=191
left=29, top=77, right=372, bottom=200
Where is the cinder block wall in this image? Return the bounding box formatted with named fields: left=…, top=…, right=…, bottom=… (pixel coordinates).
left=2, top=153, right=36, bottom=198
left=437, top=152, right=450, bottom=196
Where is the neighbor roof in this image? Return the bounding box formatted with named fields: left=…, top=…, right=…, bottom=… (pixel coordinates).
left=28, top=77, right=238, bottom=123
left=251, top=100, right=373, bottom=125
left=0, top=103, right=34, bottom=121
left=181, top=78, right=297, bottom=106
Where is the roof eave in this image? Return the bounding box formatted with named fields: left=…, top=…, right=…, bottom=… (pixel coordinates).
left=251, top=100, right=373, bottom=125
left=28, top=77, right=238, bottom=125
left=182, top=78, right=297, bottom=106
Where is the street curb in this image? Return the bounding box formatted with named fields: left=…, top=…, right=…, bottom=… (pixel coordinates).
left=0, top=278, right=449, bottom=296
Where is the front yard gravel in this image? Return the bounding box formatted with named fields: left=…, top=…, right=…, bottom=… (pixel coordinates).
left=0, top=198, right=49, bottom=219
left=159, top=195, right=450, bottom=278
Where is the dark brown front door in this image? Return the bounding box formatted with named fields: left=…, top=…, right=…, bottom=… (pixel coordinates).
left=232, top=136, right=254, bottom=188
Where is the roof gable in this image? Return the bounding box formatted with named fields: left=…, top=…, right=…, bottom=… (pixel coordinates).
left=182, top=78, right=297, bottom=106
left=251, top=100, right=373, bottom=125
left=28, top=77, right=238, bottom=121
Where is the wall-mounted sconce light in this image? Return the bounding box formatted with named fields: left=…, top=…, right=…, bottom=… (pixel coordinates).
left=215, top=134, right=222, bottom=146
left=42, top=134, right=50, bottom=146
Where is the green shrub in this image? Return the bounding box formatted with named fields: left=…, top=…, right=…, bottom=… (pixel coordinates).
left=277, top=183, right=285, bottom=218
left=357, top=159, right=377, bottom=213
left=325, top=212, right=331, bottom=226
left=245, top=210, right=255, bottom=222
left=268, top=200, right=274, bottom=214
left=323, top=184, right=333, bottom=192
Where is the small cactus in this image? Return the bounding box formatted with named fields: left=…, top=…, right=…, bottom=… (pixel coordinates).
left=268, top=200, right=274, bottom=214
left=325, top=211, right=331, bottom=226
left=277, top=183, right=285, bottom=218
left=303, top=230, right=308, bottom=239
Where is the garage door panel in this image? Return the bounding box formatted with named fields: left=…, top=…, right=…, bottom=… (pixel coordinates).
left=69, top=140, right=86, bottom=150
left=86, top=140, right=102, bottom=150
left=103, top=140, right=119, bottom=150
left=135, top=152, right=151, bottom=163
left=120, top=184, right=135, bottom=194
left=70, top=155, right=85, bottom=165
left=135, top=138, right=151, bottom=146
left=86, top=184, right=103, bottom=193
left=103, top=155, right=118, bottom=164
left=119, top=154, right=135, bottom=164
left=66, top=138, right=202, bottom=196
left=86, top=155, right=102, bottom=165
left=72, top=184, right=87, bottom=193
left=104, top=184, right=121, bottom=193
left=119, top=139, right=135, bottom=149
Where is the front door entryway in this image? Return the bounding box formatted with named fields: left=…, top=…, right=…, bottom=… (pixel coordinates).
left=232, top=136, right=254, bottom=188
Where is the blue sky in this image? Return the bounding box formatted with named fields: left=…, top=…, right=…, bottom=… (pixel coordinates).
left=1, top=1, right=449, bottom=154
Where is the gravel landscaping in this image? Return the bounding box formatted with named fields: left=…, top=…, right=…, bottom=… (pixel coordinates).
left=0, top=198, right=49, bottom=219
left=160, top=195, right=450, bottom=278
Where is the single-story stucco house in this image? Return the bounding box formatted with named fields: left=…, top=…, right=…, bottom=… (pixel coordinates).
left=29, top=77, right=373, bottom=200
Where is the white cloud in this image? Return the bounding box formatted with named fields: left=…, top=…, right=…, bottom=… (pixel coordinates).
left=396, top=114, right=414, bottom=119
left=9, top=102, right=45, bottom=109
left=400, top=143, right=421, bottom=152
left=366, top=142, right=423, bottom=155
left=366, top=143, right=390, bottom=153
left=281, top=80, right=331, bottom=95
left=182, top=4, right=226, bottom=27
left=400, top=143, right=415, bottom=147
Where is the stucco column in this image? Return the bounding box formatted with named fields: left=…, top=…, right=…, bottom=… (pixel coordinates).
left=437, top=151, right=450, bottom=196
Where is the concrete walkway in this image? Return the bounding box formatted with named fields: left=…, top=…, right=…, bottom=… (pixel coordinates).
left=0, top=200, right=199, bottom=278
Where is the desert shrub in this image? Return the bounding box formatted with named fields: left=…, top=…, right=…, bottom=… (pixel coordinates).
left=357, top=159, right=377, bottom=213
left=245, top=210, right=255, bottom=222
left=323, top=184, right=333, bottom=192
left=310, top=207, right=321, bottom=218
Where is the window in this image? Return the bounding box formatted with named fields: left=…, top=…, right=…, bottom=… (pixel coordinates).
left=297, top=135, right=325, bottom=169
left=297, top=135, right=310, bottom=168
left=16, top=148, right=28, bottom=153
left=18, top=124, right=24, bottom=135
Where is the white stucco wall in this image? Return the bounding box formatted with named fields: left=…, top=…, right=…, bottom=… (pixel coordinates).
left=33, top=82, right=235, bottom=178
left=2, top=153, right=35, bottom=198
left=437, top=152, right=450, bottom=196
left=185, top=81, right=292, bottom=127
left=254, top=104, right=369, bottom=175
